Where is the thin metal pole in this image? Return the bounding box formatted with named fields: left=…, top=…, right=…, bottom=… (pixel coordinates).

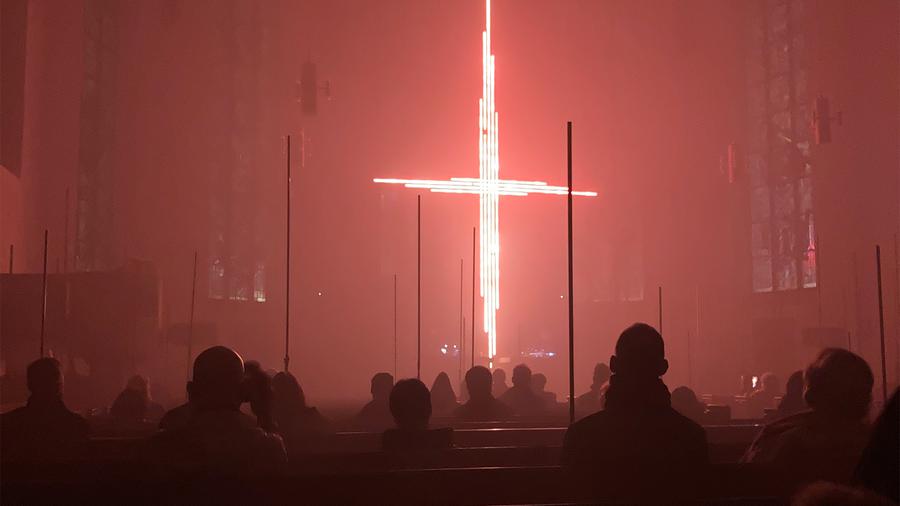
left=9, top=244, right=13, bottom=274
left=816, top=234, right=823, bottom=326
left=658, top=286, right=663, bottom=334
left=471, top=226, right=476, bottom=369
left=393, top=273, right=398, bottom=379
left=567, top=121, right=575, bottom=425
left=63, top=188, right=70, bottom=274
left=187, top=251, right=198, bottom=381
left=417, top=194, right=422, bottom=380
left=459, top=258, right=464, bottom=384
left=876, top=245, right=887, bottom=403
left=39, top=230, right=48, bottom=357
left=285, top=135, right=292, bottom=372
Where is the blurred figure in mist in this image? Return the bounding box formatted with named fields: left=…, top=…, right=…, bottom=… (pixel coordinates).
left=429, top=372, right=459, bottom=417
left=354, top=372, right=394, bottom=431
left=770, top=370, right=806, bottom=421
left=575, top=363, right=610, bottom=417
left=532, top=373, right=557, bottom=406
left=491, top=368, right=509, bottom=398
left=671, top=386, right=707, bottom=424
left=271, top=371, right=331, bottom=456
left=499, top=364, right=547, bottom=416
left=454, top=366, right=514, bottom=421
left=110, top=375, right=165, bottom=426
left=748, top=372, right=781, bottom=418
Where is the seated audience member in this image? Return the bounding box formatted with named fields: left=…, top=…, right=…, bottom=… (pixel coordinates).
left=382, top=379, right=452, bottom=452
left=149, top=346, right=286, bottom=473
left=532, top=373, right=557, bottom=405
left=563, top=324, right=708, bottom=500
left=855, top=388, right=899, bottom=503
left=791, top=481, right=894, bottom=506
left=271, top=371, right=331, bottom=455
left=748, top=371, right=781, bottom=418
left=771, top=370, right=806, bottom=420
left=499, top=364, right=547, bottom=416
left=243, top=360, right=275, bottom=432
left=743, top=348, right=874, bottom=485
left=429, top=372, right=459, bottom=417
left=671, top=386, right=707, bottom=424
left=0, top=358, right=90, bottom=461
left=574, top=362, right=610, bottom=417
left=492, top=368, right=509, bottom=397
left=454, top=366, right=514, bottom=421
left=354, top=372, right=395, bottom=431
left=110, top=375, right=165, bottom=426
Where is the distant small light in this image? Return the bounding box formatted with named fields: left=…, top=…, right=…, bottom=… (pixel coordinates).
left=559, top=295, right=564, bottom=299
left=317, top=292, right=323, bottom=296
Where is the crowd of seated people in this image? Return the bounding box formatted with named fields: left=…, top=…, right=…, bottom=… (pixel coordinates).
left=2, top=322, right=898, bottom=505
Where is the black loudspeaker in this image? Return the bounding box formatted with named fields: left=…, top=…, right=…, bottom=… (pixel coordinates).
left=813, top=96, right=841, bottom=145
left=300, top=61, right=318, bottom=116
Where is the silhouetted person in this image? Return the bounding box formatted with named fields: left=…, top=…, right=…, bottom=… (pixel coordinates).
left=563, top=324, right=708, bottom=500
left=271, top=371, right=331, bottom=456
left=382, top=379, right=452, bottom=452
left=771, top=370, right=806, bottom=420
left=492, top=368, right=509, bottom=397
left=0, top=358, right=89, bottom=461
left=575, top=362, right=610, bottom=417
left=454, top=366, right=514, bottom=421
left=671, top=386, right=706, bottom=424
left=855, top=388, right=899, bottom=502
left=429, top=372, right=459, bottom=417
left=791, top=481, right=894, bottom=506
left=499, top=364, right=546, bottom=416
left=744, top=348, right=873, bottom=485
left=354, top=372, right=394, bottom=431
left=532, top=373, right=557, bottom=405
left=243, top=360, right=275, bottom=432
left=749, top=371, right=780, bottom=418
left=110, top=375, right=165, bottom=426
left=149, top=346, right=286, bottom=473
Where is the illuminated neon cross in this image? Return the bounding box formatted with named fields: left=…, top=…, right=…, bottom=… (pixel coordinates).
left=374, top=0, right=596, bottom=360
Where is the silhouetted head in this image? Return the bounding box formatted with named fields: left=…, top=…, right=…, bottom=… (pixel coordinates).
left=371, top=372, right=394, bottom=401
left=804, top=348, right=873, bottom=421
left=126, top=375, right=150, bottom=399
left=27, top=357, right=63, bottom=400
left=512, top=364, right=532, bottom=388
left=760, top=372, right=779, bottom=393
left=592, top=362, right=611, bottom=389
left=492, top=368, right=507, bottom=384
left=610, top=323, right=668, bottom=379
left=389, top=378, right=431, bottom=431
left=430, top=372, right=457, bottom=405
left=272, top=371, right=306, bottom=409
left=671, top=386, right=704, bottom=420
left=532, top=373, right=547, bottom=392
left=784, top=370, right=804, bottom=398
left=187, top=346, right=245, bottom=411
left=465, top=366, right=493, bottom=401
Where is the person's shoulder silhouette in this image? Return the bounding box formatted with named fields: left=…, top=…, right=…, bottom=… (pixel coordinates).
left=575, top=362, right=610, bottom=417
left=0, top=357, right=89, bottom=462
left=499, top=364, right=546, bottom=416
left=454, top=366, right=514, bottom=421
left=354, top=372, right=394, bottom=431
left=271, top=371, right=332, bottom=455
left=563, top=324, right=708, bottom=472
left=429, top=372, right=459, bottom=417
left=148, top=346, right=286, bottom=473
left=382, top=378, right=452, bottom=452
left=744, top=348, right=874, bottom=484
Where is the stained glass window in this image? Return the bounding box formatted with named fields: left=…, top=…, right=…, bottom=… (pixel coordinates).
left=746, top=0, right=816, bottom=292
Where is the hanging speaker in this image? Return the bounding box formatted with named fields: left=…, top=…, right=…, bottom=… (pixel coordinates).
left=300, top=61, right=318, bottom=116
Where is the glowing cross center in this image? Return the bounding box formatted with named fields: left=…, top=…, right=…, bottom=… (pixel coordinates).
left=374, top=0, right=596, bottom=360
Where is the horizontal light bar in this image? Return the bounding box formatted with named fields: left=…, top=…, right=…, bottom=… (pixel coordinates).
left=374, top=178, right=598, bottom=197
